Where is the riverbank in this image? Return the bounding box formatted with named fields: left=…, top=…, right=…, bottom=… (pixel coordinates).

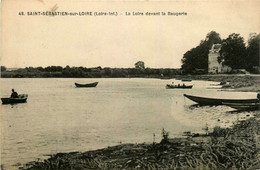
left=173, top=74, right=260, bottom=92
left=21, top=113, right=260, bottom=170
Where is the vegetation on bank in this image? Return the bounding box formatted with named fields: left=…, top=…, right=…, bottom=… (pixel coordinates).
left=1, top=65, right=259, bottom=79
left=22, top=113, right=260, bottom=170
left=179, top=74, right=260, bottom=90
left=0, top=65, right=181, bottom=78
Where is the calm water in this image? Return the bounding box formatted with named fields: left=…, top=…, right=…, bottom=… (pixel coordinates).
left=0, top=78, right=258, bottom=169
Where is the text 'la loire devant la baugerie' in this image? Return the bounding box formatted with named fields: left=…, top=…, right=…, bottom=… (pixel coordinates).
left=19, top=11, right=187, bottom=17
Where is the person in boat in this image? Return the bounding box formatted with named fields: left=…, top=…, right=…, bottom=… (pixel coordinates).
left=10, top=89, right=18, bottom=98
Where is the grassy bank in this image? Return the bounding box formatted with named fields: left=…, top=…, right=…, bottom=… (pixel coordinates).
left=22, top=113, right=260, bottom=170
left=174, top=74, right=260, bottom=92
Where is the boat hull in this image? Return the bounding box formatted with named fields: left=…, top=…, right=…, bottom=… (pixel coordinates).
left=166, top=85, right=193, bottom=89
left=223, top=102, right=260, bottom=111
left=184, top=94, right=258, bottom=105
left=75, top=82, right=98, bottom=88
left=1, top=94, right=28, bottom=104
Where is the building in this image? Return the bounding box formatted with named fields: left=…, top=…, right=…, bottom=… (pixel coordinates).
left=208, top=44, right=231, bottom=74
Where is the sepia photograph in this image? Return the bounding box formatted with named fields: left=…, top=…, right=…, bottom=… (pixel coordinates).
left=0, top=0, right=260, bottom=169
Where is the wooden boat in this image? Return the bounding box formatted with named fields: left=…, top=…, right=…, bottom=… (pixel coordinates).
left=75, top=82, right=98, bottom=88
left=1, top=94, right=28, bottom=104
left=184, top=94, right=258, bottom=105
left=166, top=84, right=193, bottom=89
left=223, top=102, right=260, bottom=111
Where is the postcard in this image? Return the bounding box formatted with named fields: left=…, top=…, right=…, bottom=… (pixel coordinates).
left=1, top=0, right=260, bottom=169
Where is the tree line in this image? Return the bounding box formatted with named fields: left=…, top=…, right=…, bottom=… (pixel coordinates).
left=181, top=31, right=260, bottom=74
left=0, top=63, right=181, bottom=78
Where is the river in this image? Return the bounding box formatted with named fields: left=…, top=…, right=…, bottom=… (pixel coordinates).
left=0, top=78, right=257, bottom=169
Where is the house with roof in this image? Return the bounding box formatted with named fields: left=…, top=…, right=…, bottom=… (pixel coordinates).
left=208, top=44, right=231, bottom=74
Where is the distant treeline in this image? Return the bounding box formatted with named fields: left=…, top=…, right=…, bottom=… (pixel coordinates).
left=0, top=65, right=181, bottom=78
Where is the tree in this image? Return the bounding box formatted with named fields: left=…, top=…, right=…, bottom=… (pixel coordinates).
left=1, top=66, right=7, bottom=72
left=219, top=33, right=247, bottom=69
left=246, top=33, right=260, bottom=71
left=62, top=65, right=72, bottom=77
left=36, top=67, right=44, bottom=72
left=181, top=48, right=197, bottom=73
left=135, top=61, right=145, bottom=69
left=181, top=31, right=221, bottom=74
left=44, top=66, right=63, bottom=72
left=103, top=67, right=112, bottom=77
left=205, top=31, right=222, bottom=46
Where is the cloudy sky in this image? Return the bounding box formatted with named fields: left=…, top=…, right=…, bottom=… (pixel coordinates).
left=1, top=0, right=260, bottom=68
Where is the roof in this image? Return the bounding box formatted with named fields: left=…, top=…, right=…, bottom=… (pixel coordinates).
left=210, top=44, right=222, bottom=53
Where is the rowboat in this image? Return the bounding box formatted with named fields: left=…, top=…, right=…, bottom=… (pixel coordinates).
left=1, top=94, right=28, bottom=104
left=166, top=84, right=193, bottom=89
left=184, top=94, right=258, bottom=105
left=223, top=102, right=260, bottom=111
left=75, top=82, right=98, bottom=88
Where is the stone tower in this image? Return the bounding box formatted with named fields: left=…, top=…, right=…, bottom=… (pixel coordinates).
left=208, top=44, right=222, bottom=74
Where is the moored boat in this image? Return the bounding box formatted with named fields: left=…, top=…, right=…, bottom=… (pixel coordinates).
left=166, top=84, right=193, bottom=89
left=1, top=94, right=28, bottom=104
left=75, top=82, right=98, bottom=88
left=184, top=94, right=258, bottom=105
left=222, top=102, right=260, bottom=111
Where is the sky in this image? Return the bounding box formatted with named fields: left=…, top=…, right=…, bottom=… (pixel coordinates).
left=1, top=0, right=260, bottom=69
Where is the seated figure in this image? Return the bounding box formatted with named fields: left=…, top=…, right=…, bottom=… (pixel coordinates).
left=10, top=89, right=18, bottom=98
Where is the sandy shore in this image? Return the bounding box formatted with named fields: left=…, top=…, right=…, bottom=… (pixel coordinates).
left=19, top=74, right=260, bottom=170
